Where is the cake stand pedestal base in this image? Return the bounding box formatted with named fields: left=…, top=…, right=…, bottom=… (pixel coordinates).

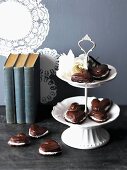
left=61, top=126, right=110, bottom=149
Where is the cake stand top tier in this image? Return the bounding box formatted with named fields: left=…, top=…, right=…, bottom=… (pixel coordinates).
left=52, top=96, right=120, bottom=129
left=56, top=64, right=117, bottom=88
left=57, top=34, right=117, bottom=88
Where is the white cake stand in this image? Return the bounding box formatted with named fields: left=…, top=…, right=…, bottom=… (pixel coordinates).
left=56, top=64, right=117, bottom=89
left=52, top=96, right=120, bottom=149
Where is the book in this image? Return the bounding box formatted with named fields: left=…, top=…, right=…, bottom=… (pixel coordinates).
left=4, top=53, right=19, bottom=123
left=14, top=54, right=28, bottom=124
left=24, top=53, right=40, bottom=123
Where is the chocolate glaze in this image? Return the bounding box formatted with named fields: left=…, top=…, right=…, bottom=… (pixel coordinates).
left=65, top=103, right=88, bottom=124
left=39, top=139, right=62, bottom=154
left=65, top=110, right=86, bottom=124
left=89, top=110, right=108, bottom=122
left=90, top=98, right=112, bottom=123
left=91, top=98, right=112, bottom=112
left=71, top=71, right=93, bottom=83
left=68, top=102, right=81, bottom=111
left=99, top=98, right=112, bottom=112
left=91, top=99, right=100, bottom=111
left=29, top=124, right=48, bottom=138
left=8, top=133, right=30, bottom=145
left=89, top=64, right=110, bottom=80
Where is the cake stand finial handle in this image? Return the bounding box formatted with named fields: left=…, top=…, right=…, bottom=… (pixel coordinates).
left=78, top=34, right=96, bottom=57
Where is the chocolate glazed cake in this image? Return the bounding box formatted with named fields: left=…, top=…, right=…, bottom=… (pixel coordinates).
left=8, top=133, right=30, bottom=146
left=29, top=124, right=49, bottom=138
left=64, top=103, right=88, bottom=124
left=39, top=139, right=62, bottom=155
left=89, top=64, right=110, bottom=80
left=89, top=98, right=112, bottom=123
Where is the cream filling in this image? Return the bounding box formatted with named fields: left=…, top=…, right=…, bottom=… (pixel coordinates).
left=90, top=115, right=108, bottom=122
left=39, top=148, right=61, bottom=155
left=94, top=70, right=109, bottom=78
left=29, top=130, right=49, bottom=138
left=8, top=141, right=27, bottom=146
left=64, top=112, right=87, bottom=123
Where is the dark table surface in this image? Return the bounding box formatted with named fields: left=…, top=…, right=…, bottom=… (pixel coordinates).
left=0, top=106, right=127, bottom=170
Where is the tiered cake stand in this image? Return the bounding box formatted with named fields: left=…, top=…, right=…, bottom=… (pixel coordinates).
left=52, top=64, right=120, bottom=150
left=52, top=35, right=120, bottom=149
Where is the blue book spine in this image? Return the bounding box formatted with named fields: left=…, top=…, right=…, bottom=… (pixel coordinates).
left=14, top=68, right=25, bottom=123
left=4, top=68, right=16, bottom=123
left=24, top=68, right=35, bottom=123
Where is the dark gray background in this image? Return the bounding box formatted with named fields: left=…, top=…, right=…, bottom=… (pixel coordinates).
left=0, top=0, right=127, bottom=105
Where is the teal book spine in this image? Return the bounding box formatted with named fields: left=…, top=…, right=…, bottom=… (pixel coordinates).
left=24, top=68, right=35, bottom=123
left=24, top=58, right=40, bottom=123
left=4, top=68, right=16, bottom=123
left=14, top=68, right=25, bottom=123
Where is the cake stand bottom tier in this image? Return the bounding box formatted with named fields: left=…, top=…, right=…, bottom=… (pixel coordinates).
left=61, top=127, right=110, bottom=149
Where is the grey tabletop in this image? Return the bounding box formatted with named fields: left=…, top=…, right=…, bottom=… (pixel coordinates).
left=0, top=106, right=126, bottom=170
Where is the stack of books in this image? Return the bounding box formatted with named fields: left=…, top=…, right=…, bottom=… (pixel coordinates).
left=3, top=53, right=40, bottom=124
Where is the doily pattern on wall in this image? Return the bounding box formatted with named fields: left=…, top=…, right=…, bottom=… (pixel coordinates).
left=40, top=74, right=57, bottom=104
left=37, top=48, right=59, bottom=77
left=38, top=48, right=60, bottom=104
left=0, top=0, right=50, bottom=56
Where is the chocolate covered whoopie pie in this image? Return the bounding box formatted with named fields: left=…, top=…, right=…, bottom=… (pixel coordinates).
left=8, top=133, right=30, bottom=146
left=71, top=70, right=93, bottom=83
left=29, top=124, right=49, bottom=138
left=64, top=103, right=88, bottom=124
left=89, top=64, right=110, bottom=80
left=39, top=139, right=62, bottom=155
left=89, top=110, right=108, bottom=123
left=89, top=98, right=112, bottom=123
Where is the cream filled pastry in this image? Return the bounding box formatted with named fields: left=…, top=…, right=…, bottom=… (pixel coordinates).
left=89, top=98, right=112, bottom=123
left=64, top=102, right=88, bottom=124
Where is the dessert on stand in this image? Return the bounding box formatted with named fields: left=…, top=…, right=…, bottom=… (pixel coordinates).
left=52, top=35, right=120, bottom=149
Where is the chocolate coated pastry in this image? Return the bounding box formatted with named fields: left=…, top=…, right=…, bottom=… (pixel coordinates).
left=8, top=133, right=30, bottom=146
left=29, top=124, right=49, bottom=138
left=91, top=99, right=100, bottom=111
left=89, top=64, right=110, bottom=80
left=39, top=139, right=62, bottom=155
left=65, top=110, right=87, bottom=124
left=65, top=103, right=88, bottom=124
left=89, top=98, right=112, bottom=123
left=68, top=102, right=81, bottom=111
left=71, top=71, right=93, bottom=83
left=99, top=98, right=112, bottom=112
left=89, top=110, right=108, bottom=123
left=91, top=98, right=112, bottom=113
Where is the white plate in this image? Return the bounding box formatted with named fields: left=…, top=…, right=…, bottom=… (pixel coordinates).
left=52, top=96, right=120, bottom=128
left=56, top=65, right=117, bottom=88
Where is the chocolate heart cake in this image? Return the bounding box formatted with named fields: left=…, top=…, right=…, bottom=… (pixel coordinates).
left=8, top=133, right=30, bottom=146
left=39, top=139, right=62, bottom=155
left=29, top=124, right=49, bottom=138
left=89, top=110, right=108, bottom=123
left=89, top=98, right=112, bottom=123
left=71, top=70, right=93, bottom=83
left=64, top=103, right=87, bottom=124
left=89, top=64, right=110, bottom=80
